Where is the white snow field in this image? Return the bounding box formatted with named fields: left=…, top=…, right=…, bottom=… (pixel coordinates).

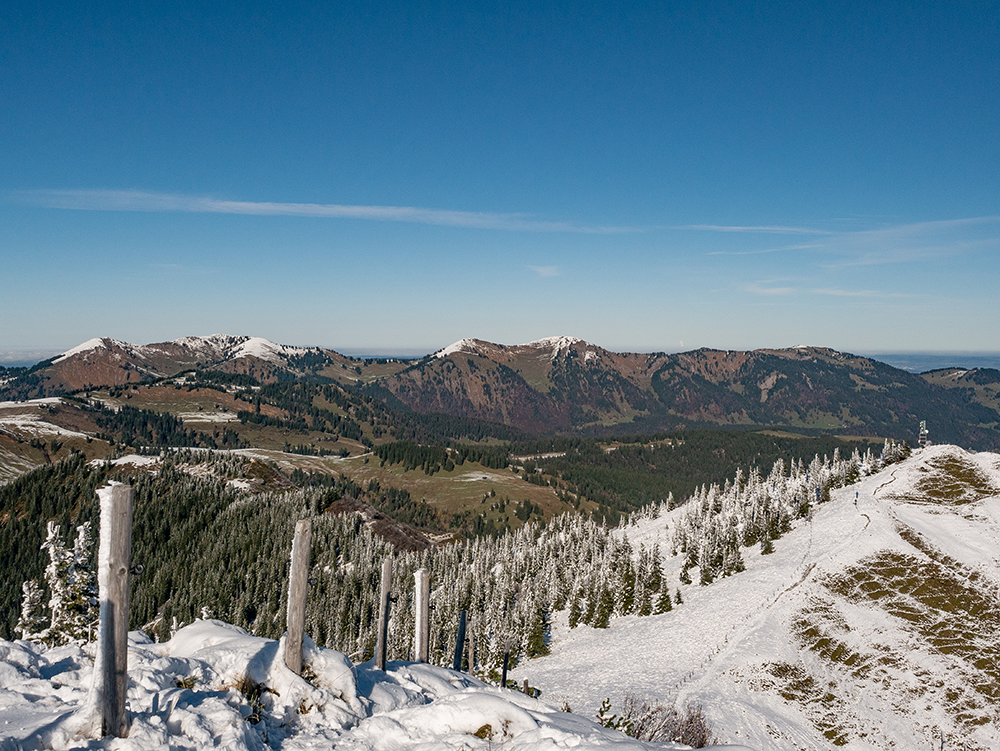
left=0, top=620, right=747, bottom=750
left=510, top=444, right=1000, bottom=750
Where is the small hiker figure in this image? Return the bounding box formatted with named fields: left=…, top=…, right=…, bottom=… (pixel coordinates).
left=854, top=491, right=859, bottom=507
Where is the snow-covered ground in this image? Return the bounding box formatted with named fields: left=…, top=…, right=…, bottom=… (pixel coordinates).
left=510, top=445, right=1000, bottom=750
left=0, top=620, right=746, bottom=750
left=3, top=445, right=997, bottom=750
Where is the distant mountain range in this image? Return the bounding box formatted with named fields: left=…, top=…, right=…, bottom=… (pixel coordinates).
left=4, top=334, right=1000, bottom=449
left=0, top=334, right=358, bottom=399
left=378, top=337, right=1000, bottom=448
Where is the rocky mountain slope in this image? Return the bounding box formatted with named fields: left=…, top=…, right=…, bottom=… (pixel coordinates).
left=0, top=335, right=374, bottom=399
left=379, top=338, right=1000, bottom=448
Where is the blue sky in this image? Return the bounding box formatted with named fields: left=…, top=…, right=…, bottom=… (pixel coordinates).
left=2, top=1, right=998, bottom=360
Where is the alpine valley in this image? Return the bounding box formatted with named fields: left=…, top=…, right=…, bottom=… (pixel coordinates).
left=1, top=335, right=999, bottom=750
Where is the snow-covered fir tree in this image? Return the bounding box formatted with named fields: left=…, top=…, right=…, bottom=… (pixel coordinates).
left=15, top=580, right=46, bottom=641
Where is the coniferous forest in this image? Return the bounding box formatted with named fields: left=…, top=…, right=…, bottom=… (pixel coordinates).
left=3, top=438, right=908, bottom=676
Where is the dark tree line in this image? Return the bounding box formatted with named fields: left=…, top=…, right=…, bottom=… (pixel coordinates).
left=93, top=404, right=246, bottom=449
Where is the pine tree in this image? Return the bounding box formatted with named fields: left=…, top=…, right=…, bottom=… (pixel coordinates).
left=655, top=583, right=673, bottom=613
left=567, top=589, right=582, bottom=629
left=524, top=605, right=550, bottom=658
left=16, top=580, right=46, bottom=641
left=593, top=586, right=614, bottom=629
left=614, top=543, right=636, bottom=616
left=40, top=521, right=74, bottom=646
left=64, top=522, right=99, bottom=642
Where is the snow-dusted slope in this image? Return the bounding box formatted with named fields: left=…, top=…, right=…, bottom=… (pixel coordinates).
left=433, top=335, right=591, bottom=362
left=0, top=620, right=746, bottom=750
left=511, top=444, right=1000, bottom=750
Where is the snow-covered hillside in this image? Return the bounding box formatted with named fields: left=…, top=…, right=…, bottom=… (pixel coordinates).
left=510, top=444, right=1000, bottom=750
left=3, top=445, right=997, bottom=750
left=0, top=620, right=747, bottom=751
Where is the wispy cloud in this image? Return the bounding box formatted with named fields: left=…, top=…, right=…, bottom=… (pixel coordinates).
left=744, top=281, right=911, bottom=299
left=707, top=243, right=823, bottom=257
left=811, top=288, right=908, bottom=298
left=528, top=265, right=560, bottom=277
left=13, top=189, right=639, bottom=234
left=694, top=215, right=1000, bottom=267
left=744, top=282, right=797, bottom=296
left=677, top=224, right=833, bottom=235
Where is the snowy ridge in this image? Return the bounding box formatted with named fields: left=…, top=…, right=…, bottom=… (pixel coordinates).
left=520, top=336, right=583, bottom=352
left=433, top=338, right=482, bottom=358
left=230, top=336, right=313, bottom=363
left=53, top=334, right=321, bottom=369
left=434, top=336, right=589, bottom=361
left=160, top=334, right=315, bottom=364
left=52, top=337, right=128, bottom=364
left=513, top=444, right=1000, bottom=751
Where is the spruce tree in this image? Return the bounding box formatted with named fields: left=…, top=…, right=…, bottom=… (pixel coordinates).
left=40, top=521, right=74, bottom=646
left=655, top=583, right=673, bottom=614
left=524, top=606, right=550, bottom=658
left=567, top=590, right=582, bottom=629
left=593, top=586, right=614, bottom=629
left=63, top=522, right=99, bottom=642
left=16, top=580, right=46, bottom=641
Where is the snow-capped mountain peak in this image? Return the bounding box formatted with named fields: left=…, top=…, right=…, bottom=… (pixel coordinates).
left=52, top=337, right=129, bottom=364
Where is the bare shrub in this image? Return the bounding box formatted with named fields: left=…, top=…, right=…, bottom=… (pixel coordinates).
left=598, top=693, right=715, bottom=748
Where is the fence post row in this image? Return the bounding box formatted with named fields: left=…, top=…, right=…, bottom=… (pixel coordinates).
left=102, top=484, right=133, bottom=738
left=375, top=558, right=393, bottom=670
left=284, top=518, right=312, bottom=675
left=413, top=568, right=430, bottom=663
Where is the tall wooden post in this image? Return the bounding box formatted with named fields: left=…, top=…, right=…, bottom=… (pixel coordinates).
left=452, top=610, right=467, bottom=671
left=375, top=558, right=393, bottom=670
left=413, top=568, right=429, bottom=663
left=284, top=519, right=312, bottom=674
left=500, top=650, right=510, bottom=689
left=102, top=484, right=133, bottom=738
left=467, top=617, right=475, bottom=675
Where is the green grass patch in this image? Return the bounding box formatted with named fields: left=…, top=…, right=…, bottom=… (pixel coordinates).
left=823, top=551, right=1000, bottom=703
left=910, top=455, right=999, bottom=505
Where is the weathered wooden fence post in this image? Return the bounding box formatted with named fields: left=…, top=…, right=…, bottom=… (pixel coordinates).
left=500, top=649, right=510, bottom=688
left=467, top=617, right=475, bottom=675
left=102, top=484, right=133, bottom=738
left=284, top=518, right=312, bottom=674
left=413, top=568, right=429, bottom=663
left=375, top=558, right=393, bottom=670
left=452, top=610, right=467, bottom=671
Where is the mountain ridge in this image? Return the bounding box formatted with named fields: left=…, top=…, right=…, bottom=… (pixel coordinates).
left=5, top=334, right=1000, bottom=449
left=383, top=337, right=1000, bottom=448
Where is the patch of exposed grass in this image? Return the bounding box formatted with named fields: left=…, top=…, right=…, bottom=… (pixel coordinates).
left=823, top=551, right=1000, bottom=705
left=791, top=601, right=873, bottom=681
left=909, top=455, right=998, bottom=505
left=765, top=662, right=851, bottom=745
left=896, top=525, right=989, bottom=591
